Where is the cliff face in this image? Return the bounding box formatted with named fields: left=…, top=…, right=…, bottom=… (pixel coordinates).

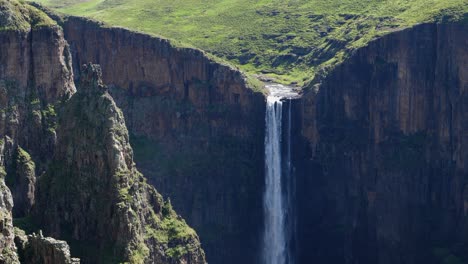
left=0, top=154, right=19, bottom=263
left=2, top=3, right=206, bottom=263
left=4, top=2, right=466, bottom=264
left=297, top=23, right=468, bottom=264
left=0, top=3, right=75, bottom=216
left=36, top=64, right=206, bottom=264
left=15, top=229, right=80, bottom=264
left=5, top=144, right=36, bottom=217
left=0, top=22, right=75, bottom=159
left=61, top=17, right=266, bottom=264
left=0, top=4, right=80, bottom=262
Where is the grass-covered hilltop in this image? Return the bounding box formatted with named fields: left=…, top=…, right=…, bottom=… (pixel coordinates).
left=33, top=0, right=467, bottom=85
left=0, top=0, right=56, bottom=31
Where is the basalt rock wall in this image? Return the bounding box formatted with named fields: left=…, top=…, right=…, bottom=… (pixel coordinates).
left=297, top=23, right=468, bottom=264
left=0, top=14, right=75, bottom=216
left=60, top=17, right=266, bottom=264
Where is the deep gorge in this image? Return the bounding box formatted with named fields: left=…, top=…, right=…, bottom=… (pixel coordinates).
left=0, top=2, right=467, bottom=263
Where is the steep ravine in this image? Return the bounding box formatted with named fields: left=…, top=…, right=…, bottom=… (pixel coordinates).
left=0, top=2, right=75, bottom=217
left=58, top=16, right=267, bottom=264
left=296, top=22, right=468, bottom=264
left=2, top=2, right=467, bottom=263
left=36, top=63, right=206, bottom=263
left=1, top=1, right=78, bottom=262
left=53, top=13, right=467, bottom=264
left=1, top=2, right=206, bottom=263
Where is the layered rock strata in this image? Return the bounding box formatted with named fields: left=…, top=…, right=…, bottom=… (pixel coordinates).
left=36, top=64, right=206, bottom=264
left=297, top=23, right=468, bottom=264
left=0, top=0, right=75, bottom=216
left=59, top=16, right=266, bottom=264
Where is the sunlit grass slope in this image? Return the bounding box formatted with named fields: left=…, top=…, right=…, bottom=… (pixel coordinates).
left=33, top=0, right=468, bottom=85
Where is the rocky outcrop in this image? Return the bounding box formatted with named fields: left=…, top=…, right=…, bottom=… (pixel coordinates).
left=0, top=0, right=75, bottom=216
left=15, top=229, right=80, bottom=264
left=0, top=10, right=75, bottom=155
left=1, top=3, right=205, bottom=263
left=5, top=144, right=36, bottom=217
left=36, top=64, right=206, bottom=264
left=0, top=163, right=19, bottom=263
left=297, top=23, right=468, bottom=264
left=60, top=16, right=266, bottom=264
left=1, top=136, right=77, bottom=264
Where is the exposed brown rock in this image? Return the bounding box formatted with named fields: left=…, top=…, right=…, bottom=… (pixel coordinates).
left=36, top=64, right=206, bottom=264
left=60, top=16, right=266, bottom=264
left=0, top=1, right=75, bottom=217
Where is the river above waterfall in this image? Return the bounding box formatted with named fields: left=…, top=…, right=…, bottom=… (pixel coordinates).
left=265, top=83, right=301, bottom=99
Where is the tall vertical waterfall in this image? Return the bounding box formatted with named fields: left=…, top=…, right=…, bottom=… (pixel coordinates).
left=263, top=95, right=286, bottom=264
left=263, top=84, right=298, bottom=264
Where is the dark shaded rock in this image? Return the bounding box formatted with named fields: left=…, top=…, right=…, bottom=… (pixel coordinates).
left=0, top=140, right=19, bottom=263
left=0, top=170, right=19, bottom=263
left=59, top=16, right=266, bottom=264
left=15, top=229, right=80, bottom=264
left=297, top=23, right=468, bottom=264
left=5, top=145, right=36, bottom=217
left=0, top=1, right=75, bottom=217
left=36, top=64, right=206, bottom=264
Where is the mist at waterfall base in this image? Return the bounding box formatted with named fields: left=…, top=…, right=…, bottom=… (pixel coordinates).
left=263, top=84, right=298, bottom=264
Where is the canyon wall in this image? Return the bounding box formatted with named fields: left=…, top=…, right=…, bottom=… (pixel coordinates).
left=0, top=18, right=75, bottom=166
left=0, top=4, right=75, bottom=217
left=60, top=17, right=266, bottom=264
left=0, top=3, right=77, bottom=262
left=1, top=2, right=207, bottom=263
left=297, top=23, right=468, bottom=264
left=36, top=64, right=205, bottom=263
left=17, top=5, right=467, bottom=263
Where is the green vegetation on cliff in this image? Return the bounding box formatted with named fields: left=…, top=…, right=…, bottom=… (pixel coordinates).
left=32, top=0, right=467, bottom=85
left=36, top=64, right=205, bottom=264
left=0, top=0, right=55, bottom=31
left=5, top=146, right=35, bottom=188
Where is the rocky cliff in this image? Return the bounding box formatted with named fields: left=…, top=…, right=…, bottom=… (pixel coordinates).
left=1, top=137, right=77, bottom=264
left=0, top=1, right=78, bottom=262
left=59, top=16, right=266, bottom=264
left=297, top=23, right=468, bottom=264
left=15, top=229, right=80, bottom=264
left=36, top=64, right=206, bottom=264
left=0, top=157, right=19, bottom=263
left=3, top=2, right=467, bottom=264
left=2, top=2, right=206, bottom=263
left=0, top=0, right=75, bottom=217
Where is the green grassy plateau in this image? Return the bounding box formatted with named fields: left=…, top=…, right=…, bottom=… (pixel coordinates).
left=32, top=0, right=467, bottom=85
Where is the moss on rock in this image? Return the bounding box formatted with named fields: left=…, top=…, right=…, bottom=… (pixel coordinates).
left=36, top=64, right=206, bottom=264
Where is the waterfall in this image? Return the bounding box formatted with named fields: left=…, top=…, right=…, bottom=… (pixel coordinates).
left=263, top=83, right=299, bottom=264
left=263, top=95, right=286, bottom=264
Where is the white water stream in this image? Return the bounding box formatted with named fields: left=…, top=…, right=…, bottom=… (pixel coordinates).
left=263, top=83, right=299, bottom=264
